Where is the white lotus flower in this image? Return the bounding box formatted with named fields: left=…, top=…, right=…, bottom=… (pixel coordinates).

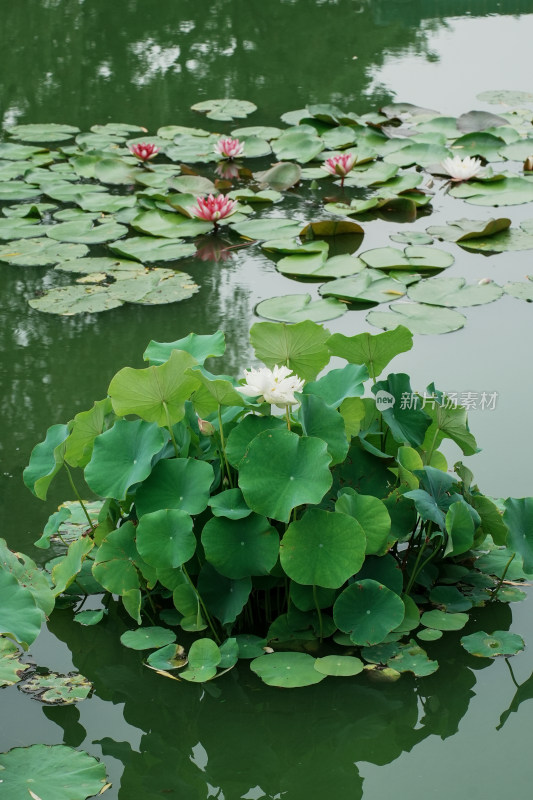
left=238, top=365, right=304, bottom=407
left=441, top=155, right=483, bottom=182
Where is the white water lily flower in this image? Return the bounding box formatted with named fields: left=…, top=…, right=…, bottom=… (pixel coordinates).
left=238, top=365, right=304, bottom=407
left=441, top=155, right=483, bottom=182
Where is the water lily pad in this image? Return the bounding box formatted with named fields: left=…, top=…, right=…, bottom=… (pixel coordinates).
left=0, top=181, right=42, bottom=201
left=120, top=626, right=177, bottom=650
left=457, top=110, right=509, bottom=132
left=427, top=217, right=511, bottom=243
left=0, top=744, right=107, bottom=800
left=277, top=252, right=365, bottom=280
left=145, top=643, right=187, bottom=671
left=384, top=143, right=451, bottom=168
left=449, top=177, right=533, bottom=206
left=250, top=652, right=325, bottom=687
left=452, top=131, right=505, bottom=160
left=461, top=630, right=525, bottom=657
left=407, top=277, right=503, bottom=307
left=107, top=269, right=199, bottom=305
left=73, top=609, right=105, bottom=626
left=74, top=191, right=138, bottom=214
left=0, top=638, right=30, bottom=687
left=0, top=217, right=44, bottom=240
left=420, top=610, right=469, bottom=631
left=29, top=285, right=124, bottom=315
left=179, top=638, right=221, bottom=682
left=19, top=671, right=92, bottom=704
left=461, top=224, right=533, bottom=252
left=477, top=89, right=533, bottom=105
left=387, top=640, right=439, bottom=676
left=390, top=231, right=433, bottom=245
left=360, top=245, right=453, bottom=272
left=504, top=281, right=533, bottom=301
left=255, top=293, right=347, bottom=323
left=314, top=655, right=364, bottom=677
left=0, top=238, right=88, bottom=267
left=320, top=269, right=406, bottom=305
left=231, top=217, right=303, bottom=241
left=0, top=142, right=47, bottom=160
left=55, top=256, right=140, bottom=275
left=253, top=161, right=302, bottom=191
left=191, top=98, right=257, bottom=121
left=108, top=236, right=196, bottom=263
left=333, top=580, right=406, bottom=646
left=46, top=218, right=127, bottom=244
left=367, top=303, right=466, bottom=335
left=280, top=508, right=365, bottom=588
left=272, top=129, right=324, bottom=163
left=131, top=209, right=212, bottom=238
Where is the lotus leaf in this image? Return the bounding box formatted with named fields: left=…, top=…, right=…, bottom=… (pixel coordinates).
left=0, top=238, right=88, bottom=266
left=135, top=458, right=214, bottom=517
left=333, top=580, right=405, bottom=646
left=0, top=637, right=30, bottom=687
left=407, top=277, right=503, bottom=307
left=255, top=293, right=347, bottom=323
left=201, top=513, right=279, bottom=579
left=198, top=564, right=252, bottom=625
left=19, top=671, right=92, bottom=704
left=320, top=269, right=406, bottom=305
left=461, top=630, right=525, bottom=657
left=191, top=98, right=257, bottom=121
left=0, top=744, right=107, bottom=800
left=367, top=303, right=466, bottom=335
left=120, top=626, right=177, bottom=650
left=250, top=652, right=325, bottom=687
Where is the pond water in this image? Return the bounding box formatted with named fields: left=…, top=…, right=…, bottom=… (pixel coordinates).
left=2, top=1, right=533, bottom=798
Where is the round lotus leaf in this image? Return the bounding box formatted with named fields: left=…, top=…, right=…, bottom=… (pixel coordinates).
left=108, top=236, right=196, bottom=263
left=280, top=508, right=365, bottom=588
left=0, top=744, right=107, bottom=800
left=420, top=610, right=469, bottom=631
left=238, top=429, right=332, bottom=523
left=417, top=628, right=443, bottom=642
left=75, top=191, right=138, bottom=214
left=207, top=488, right=252, bottom=520
left=235, top=634, right=268, bottom=659
left=335, top=490, right=391, bottom=556
left=107, top=269, right=199, bottom=305
left=191, top=98, right=257, bottom=121
left=255, top=293, right=347, bottom=323
left=314, top=655, right=364, bottom=677
left=449, top=177, right=533, bottom=206
left=225, top=415, right=286, bottom=468
left=8, top=123, right=79, bottom=142
left=136, top=458, right=214, bottom=517
left=460, top=227, right=533, bottom=252
left=179, top=638, right=221, bottom=682
left=0, top=181, right=41, bottom=201
left=333, top=580, right=406, bottom=646
left=278, top=253, right=365, bottom=280
left=429, top=585, right=473, bottom=612
left=120, top=626, right=177, bottom=651
left=45, top=218, right=127, bottom=244
left=0, top=238, right=88, bottom=266
left=74, top=609, right=105, bottom=626
left=55, top=256, right=140, bottom=275
left=0, top=638, right=29, bottom=687
left=0, top=142, right=46, bottom=160
left=19, top=671, right=92, bottom=704
left=384, top=143, right=451, bottom=168
left=477, top=89, right=533, bottom=105
left=145, top=643, right=187, bottom=671
left=427, top=217, right=511, bottom=243
left=91, top=523, right=141, bottom=595
left=499, top=137, right=533, bottom=161
left=360, top=245, right=453, bottom=272
left=272, top=129, right=324, bottom=163
left=29, top=285, right=124, bottom=315
left=321, top=269, right=406, bottom=305
left=201, top=513, right=279, bottom=579
left=231, top=217, right=304, bottom=241
left=132, top=209, right=212, bottom=238
left=198, top=564, right=252, bottom=625
left=367, top=303, right=466, bottom=335
left=0, top=217, right=44, bottom=240
left=460, top=630, right=525, bottom=657
left=136, top=508, right=195, bottom=568
left=84, top=418, right=166, bottom=500
left=407, top=277, right=503, bottom=307
left=251, top=652, right=325, bottom=687
left=504, top=281, right=533, bottom=301
left=360, top=641, right=400, bottom=664
left=387, top=640, right=439, bottom=676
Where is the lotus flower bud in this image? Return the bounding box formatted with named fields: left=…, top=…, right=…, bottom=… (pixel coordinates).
left=524, top=156, right=533, bottom=172
left=478, top=278, right=493, bottom=285
left=198, top=418, right=215, bottom=436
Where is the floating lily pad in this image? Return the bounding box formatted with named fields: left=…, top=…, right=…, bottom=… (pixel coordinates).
left=427, top=217, right=511, bottom=243
left=407, top=277, right=503, bottom=307
left=46, top=218, right=127, bottom=244
left=131, top=210, right=212, bottom=238
left=460, top=630, right=525, bottom=657
left=231, top=217, right=303, bottom=241
left=333, top=580, right=405, bottom=646
left=272, top=129, right=324, bottom=163
left=420, top=610, right=469, bottom=631
left=179, top=638, right=221, bottom=682
left=55, top=256, right=141, bottom=275
left=73, top=609, right=105, bottom=626
left=417, top=628, right=443, bottom=642
left=120, top=626, right=177, bottom=651
left=457, top=110, right=509, bottom=132
left=19, top=671, right=92, bottom=704
left=367, top=303, right=466, bottom=335
left=504, top=281, right=533, bottom=301
left=384, top=143, right=451, bottom=168
left=277, top=253, right=366, bottom=280
left=107, top=269, right=199, bottom=305
left=460, top=225, right=533, bottom=252
left=387, top=640, right=439, bottom=676
left=390, top=231, right=434, bottom=245
left=320, top=269, right=406, bottom=305
left=0, top=238, right=88, bottom=266
left=449, top=177, right=533, bottom=206
left=477, top=89, right=533, bottom=106
left=499, top=138, right=533, bottom=161
left=0, top=181, right=42, bottom=201
left=255, top=293, right=347, bottom=323
left=29, top=285, right=124, bottom=315
left=314, top=655, right=364, bottom=677
left=145, top=643, right=188, bottom=671
left=0, top=217, right=43, bottom=240
left=108, top=236, right=196, bottom=263
left=0, top=638, right=31, bottom=687
left=191, top=98, right=257, bottom=121
left=253, top=161, right=302, bottom=191
left=250, top=652, right=325, bottom=687
left=0, top=745, right=108, bottom=800
left=360, top=245, right=454, bottom=272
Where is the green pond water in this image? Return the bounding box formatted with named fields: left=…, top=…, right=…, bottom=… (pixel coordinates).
left=2, top=1, right=533, bottom=797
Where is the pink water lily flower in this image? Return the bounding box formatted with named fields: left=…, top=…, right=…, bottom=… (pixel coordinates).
left=321, top=153, right=357, bottom=187
left=191, top=194, right=238, bottom=230
left=129, top=142, right=160, bottom=162
left=441, top=155, right=482, bottom=182
left=214, top=137, right=245, bottom=159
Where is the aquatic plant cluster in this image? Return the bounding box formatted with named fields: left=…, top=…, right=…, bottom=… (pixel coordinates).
left=2, top=94, right=533, bottom=323
left=0, top=320, right=526, bottom=688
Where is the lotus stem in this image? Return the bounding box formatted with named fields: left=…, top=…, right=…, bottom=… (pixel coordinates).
left=286, top=407, right=291, bottom=431
left=64, top=464, right=96, bottom=532
left=162, top=401, right=179, bottom=458
left=181, top=565, right=221, bottom=644
left=313, top=584, right=324, bottom=643
left=217, top=405, right=233, bottom=488
left=489, top=552, right=516, bottom=602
